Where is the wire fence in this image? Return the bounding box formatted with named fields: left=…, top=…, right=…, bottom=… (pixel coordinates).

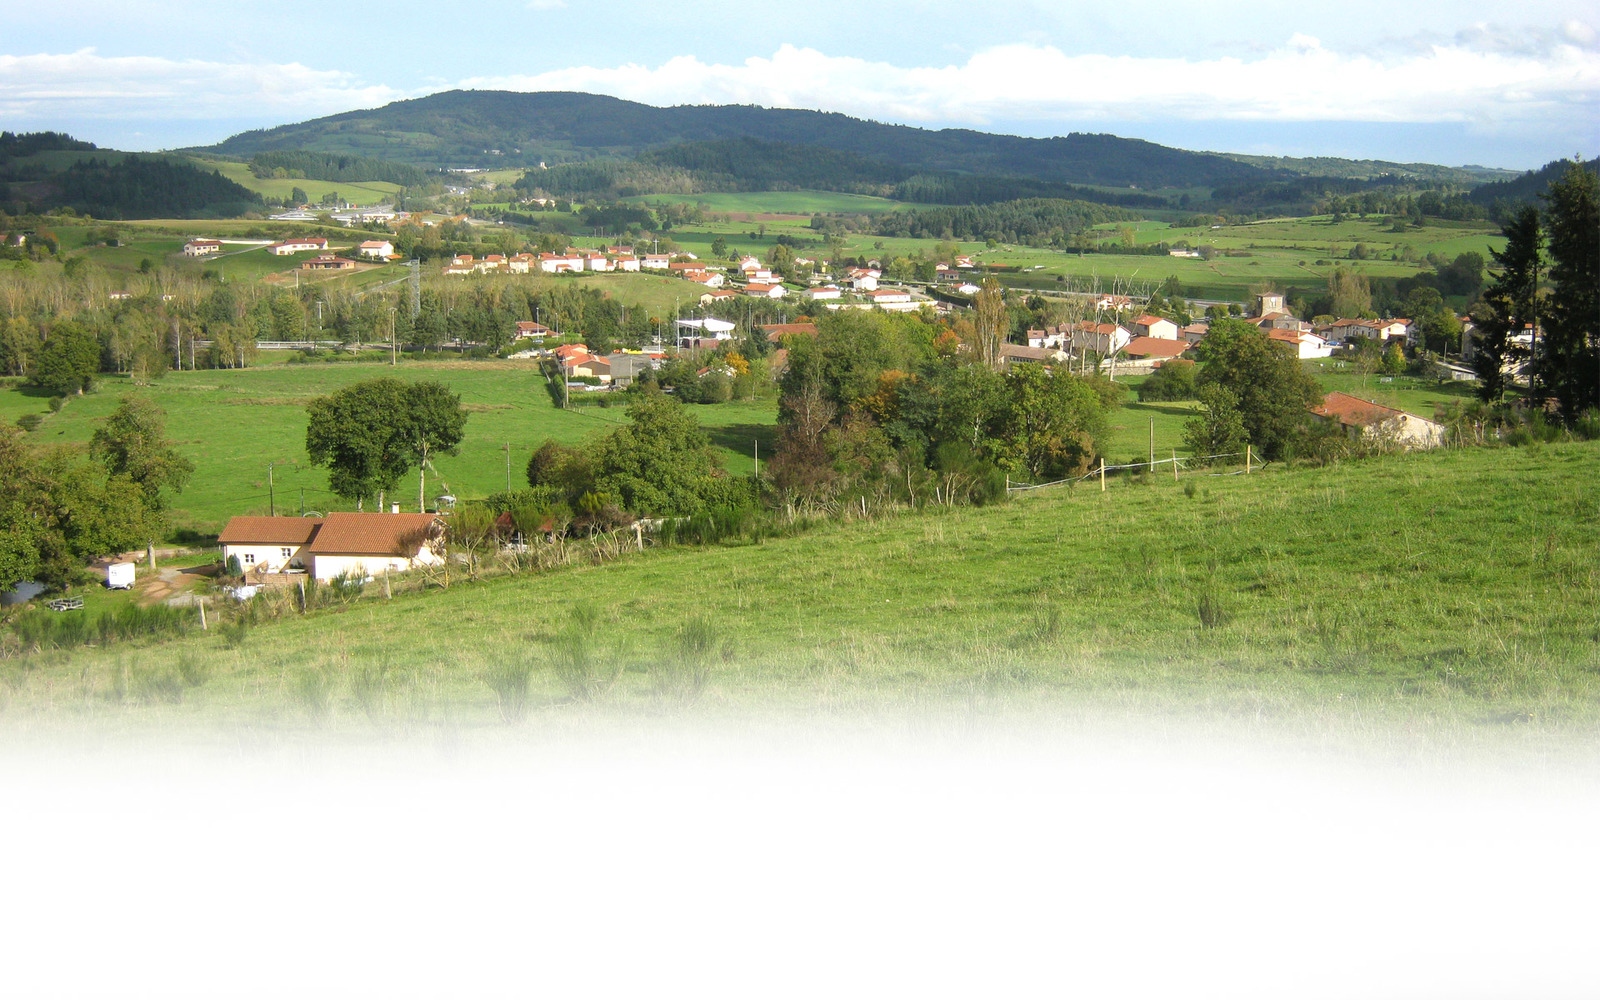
left=1006, top=450, right=1269, bottom=493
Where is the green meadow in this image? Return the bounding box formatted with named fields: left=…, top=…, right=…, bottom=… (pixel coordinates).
left=189, top=156, right=405, bottom=206
left=624, top=189, right=911, bottom=215
left=2, top=440, right=1595, bottom=749
left=2, top=362, right=779, bottom=532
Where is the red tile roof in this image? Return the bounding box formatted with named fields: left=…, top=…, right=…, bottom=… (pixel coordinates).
left=1309, top=391, right=1407, bottom=428
left=218, top=516, right=323, bottom=546
left=302, top=513, right=441, bottom=557
left=1123, top=337, right=1191, bottom=359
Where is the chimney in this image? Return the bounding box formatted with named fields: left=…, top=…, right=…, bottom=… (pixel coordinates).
left=390, top=503, right=400, bottom=514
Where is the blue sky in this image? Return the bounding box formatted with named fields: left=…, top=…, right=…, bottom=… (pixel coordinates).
left=4, top=0, right=1597, bottom=169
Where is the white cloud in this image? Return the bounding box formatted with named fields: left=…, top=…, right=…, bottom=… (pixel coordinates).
left=456, top=36, right=1600, bottom=134
left=1, top=30, right=1595, bottom=155
left=0, top=48, right=405, bottom=125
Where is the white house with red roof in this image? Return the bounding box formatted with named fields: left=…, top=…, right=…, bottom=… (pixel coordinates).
left=743, top=282, right=787, bottom=299
left=1121, top=337, right=1192, bottom=368
left=1268, top=329, right=1333, bottom=359
left=1133, top=315, right=1178, bottom=340
left=219, top=513, right=444, bottom=582
left=266, top=237, right=329, bottom=256
left=358, top=240, right=394, bottom=258
left=539, top=253, right=585, bottom=274
left=1309, top=392, right=1444, bottom=448
left=183, top=239, right=222, bottom=256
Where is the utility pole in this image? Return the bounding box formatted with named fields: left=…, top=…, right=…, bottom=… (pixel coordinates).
left=390, top=307, right=397, bottom=366
left=268, top=463, right=276, bottom=516
left=504, top=443, right=511, bottom=492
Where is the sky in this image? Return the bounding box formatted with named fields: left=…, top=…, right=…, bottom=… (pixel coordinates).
left=3, top=0, right=1597, bottom=170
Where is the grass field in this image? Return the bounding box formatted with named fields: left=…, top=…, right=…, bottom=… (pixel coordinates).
left=2, top=440, right=1595, bottom=747
left=645, top=205, right=1504, bottom=303
left=3, top=362, right=779, bottom=532
left=190, top=157, right=404, bottom=206
left=624, top=190, right=911, bottom=215
left=3, top=354, right=1474, bottom=531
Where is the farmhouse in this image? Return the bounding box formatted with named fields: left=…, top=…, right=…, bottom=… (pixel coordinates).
left=1268, top=329, right=1334, bottom=359
left=300, top=255, right=356, bottom=271
left=1067, top=321, right=1132, bottom=356
left=266, top=238, right=329, bottom=256
left=539, top=253, right=584, bottom=274
left=358, top=240, right=395, bottom=258
left=1121, top=337, right=1191, bottom=368
left=1309, top=392, right=1445, bottom=449
left=999, top=344, right=1068, bottom=369
left=218, top=513, right=445, bottom=582
left=1132, top=315, right=1178, bottom=340
left=805, top=285, right=843, bottom=301
left=744, top=282, right=787, bottom=299
left=183, top=239, right=222, bottom=257
left=301, top=512, right=445, bottom=582
left=217, top=517, right=322, bottom=575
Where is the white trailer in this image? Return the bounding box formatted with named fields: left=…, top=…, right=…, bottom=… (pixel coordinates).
left=106, top=562, right=136, bottom=590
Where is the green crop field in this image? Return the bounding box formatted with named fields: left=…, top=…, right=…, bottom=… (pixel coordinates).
left=625, top=190, right=911, bottom=215
left=3, top=439, right=1596, bottom=749
left=639, top=199, right=1503, bottom=303
left=190, top=157, right=404, bottom=206
left=3, top=362, right=778, bottom=532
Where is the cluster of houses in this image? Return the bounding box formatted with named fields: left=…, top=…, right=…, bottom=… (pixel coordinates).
left=441, top=245, right=939, bottom=315
left=180, top=236, right=399, bottom=270
left=1005, top=291, right=1466, bottom=376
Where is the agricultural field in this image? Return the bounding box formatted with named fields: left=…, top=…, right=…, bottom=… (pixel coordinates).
left=624, top=189, right=911, bottom=215
left=597, top=205, right=1502, bottom=304
left=189, top=156, right=404, bottom=206
left=1, top=362, right=779, bottom=533
left=2, top=439, right=1595, bottom=750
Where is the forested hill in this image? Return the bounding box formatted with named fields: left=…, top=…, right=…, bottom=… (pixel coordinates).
left=1467, top=156, right=1600, bottom=214
left=200, top=89, right=1283, bottom=191
left=0, top=133, right=264, bottom=219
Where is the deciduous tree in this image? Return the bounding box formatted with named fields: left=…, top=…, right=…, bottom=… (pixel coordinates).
left=1194, top=328, right=1322, bottom=459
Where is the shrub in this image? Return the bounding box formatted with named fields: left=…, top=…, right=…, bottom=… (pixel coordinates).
left=482, top=656, right=537, bottom=722
left=1136, top=360, right=1197, bottom=402
left=1196, top=588, right=1231, bottom=629
left=656, top=616, right=718, bottom=701
left=131, top=662, right=184, bottom=704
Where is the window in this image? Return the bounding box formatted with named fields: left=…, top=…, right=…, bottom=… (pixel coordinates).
left=281, top=548, right=293, bottom=558
left=243, top=553, right=255, bottom=565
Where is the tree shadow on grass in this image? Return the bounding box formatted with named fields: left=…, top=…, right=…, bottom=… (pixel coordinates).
left=704, top=422, right=779, bottom=458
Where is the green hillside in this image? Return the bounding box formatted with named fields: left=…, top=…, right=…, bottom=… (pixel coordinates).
left=198, top=90, right=1284, bottom=192
left=3, top=439, right=1597, bottom=746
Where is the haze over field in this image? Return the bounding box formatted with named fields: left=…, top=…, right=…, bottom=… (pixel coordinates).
left=4, top=1, right=1598, bottom=167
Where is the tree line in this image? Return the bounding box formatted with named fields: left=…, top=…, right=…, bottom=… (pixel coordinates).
left=247, top=150, right=435, bottom=188
left=1470, top=160, right=1599, bottom=423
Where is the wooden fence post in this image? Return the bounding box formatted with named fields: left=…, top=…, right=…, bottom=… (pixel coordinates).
left=198, top=600, right=207, bottom=631
left=1246, top=444, right=1253, bottom=474
left=1172, top=448, right=1179, bottom=481
left=1099, top=457, right=1106, bottom=492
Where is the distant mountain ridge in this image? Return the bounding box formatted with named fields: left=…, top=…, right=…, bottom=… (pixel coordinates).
left=199, top=90, right=1285, bottom=192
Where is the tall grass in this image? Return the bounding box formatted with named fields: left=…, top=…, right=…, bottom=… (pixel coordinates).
left=10, top=604, right=192, bottom=652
